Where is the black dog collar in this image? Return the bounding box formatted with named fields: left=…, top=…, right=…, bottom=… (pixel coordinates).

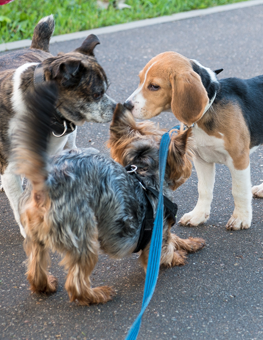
left=125, top=165, right=178, bottom=253
left=33, top=64, right=76, bottom=138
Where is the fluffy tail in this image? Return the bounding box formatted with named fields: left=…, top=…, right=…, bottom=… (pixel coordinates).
left=30, top=15, right=55, bottom=52
left=12, top=83, right=58, bottom=195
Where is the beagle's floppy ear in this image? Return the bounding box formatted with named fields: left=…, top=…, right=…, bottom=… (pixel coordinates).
left=166, top=128, right=192, bottom=190
left=170, top=71, right=209, bottom=126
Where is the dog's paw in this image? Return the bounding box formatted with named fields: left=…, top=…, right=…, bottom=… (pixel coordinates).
left=183, top=237, right=206, bottom=252
left=179, top=210, right=209, bottom=227
left=226, top=215, right=251, bottom=230
left=170, top=250, right=188, bottom=267
left=47, top=275, right=58, bottom=293
left=30, top=275, right=58, bottom=294
left=77, top=286, right=115, bottom=306
left=252, top=184, right=263, bottom=198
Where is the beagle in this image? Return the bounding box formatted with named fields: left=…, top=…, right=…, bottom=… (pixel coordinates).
left=124, top=51, right=263, bottom=231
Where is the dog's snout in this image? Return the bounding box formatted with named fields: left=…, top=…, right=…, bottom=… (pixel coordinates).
left=124, top=101, right=134, bottom=111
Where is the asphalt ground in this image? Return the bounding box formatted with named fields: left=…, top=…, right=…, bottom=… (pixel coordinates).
left=1, top=4, right=263, bottom=340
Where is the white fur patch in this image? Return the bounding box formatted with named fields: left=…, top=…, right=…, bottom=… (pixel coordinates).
left=226, top=162, right=252, bottom=230
left=250, top=145, right=259, bottom=155
left=39, top=14, right=54, bottom=24
left=191, top=59, right=218, bottom=83
left=192, top=124, right=227, bottom=164
left=126, top=61, right=157, bottom=119
left=48, top=134, right=69, bottom=156
left=9, top=62, right=39, bottom=136
left=1, top=165, right=25, bottom=237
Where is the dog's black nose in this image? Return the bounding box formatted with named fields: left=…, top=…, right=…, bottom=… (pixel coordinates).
left=124, top=101, right=134, bottom=111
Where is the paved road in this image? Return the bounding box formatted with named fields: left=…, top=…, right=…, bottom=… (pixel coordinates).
left=1, top=4, right=263, bottom=340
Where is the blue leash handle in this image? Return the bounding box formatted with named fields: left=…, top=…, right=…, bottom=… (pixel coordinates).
left=125, top=130, right=172, bottom=340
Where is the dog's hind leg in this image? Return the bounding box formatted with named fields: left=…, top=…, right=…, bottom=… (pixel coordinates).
left=61, top=224, right=114, bottom=305
left=24, top=237, right=58, bottom=294
left=62, top=250, right=114, bottom=305
left=64, top=129, right=77, bottom=150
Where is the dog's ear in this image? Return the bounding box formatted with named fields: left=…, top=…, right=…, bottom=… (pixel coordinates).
left=111, top=103, right=127, bottom=125
left=74, top=34, right=100, bottom=56
left=166, top=128, right=192, bottom=190
left=170, top=71, right=209, bottom=126
left=110, top=103, right=137, bottom=138
left=108, top=103, right=137, bottom=163
left=52, top=58, right=84, bottom=87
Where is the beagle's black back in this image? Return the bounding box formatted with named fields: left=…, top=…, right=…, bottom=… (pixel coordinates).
left=216, top=76, right=263, bottom=148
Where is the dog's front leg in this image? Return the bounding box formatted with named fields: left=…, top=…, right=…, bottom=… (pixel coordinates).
left=180, top=155, right=215, bottom=226
left=1, top=166, right=25, bottom=237
left=226, top=163, right=252, bottom=230
left=64, top=128, right=77, bottom=149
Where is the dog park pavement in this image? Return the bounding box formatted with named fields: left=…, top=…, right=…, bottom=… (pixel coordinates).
left=1, top=3, right=263, bottom=339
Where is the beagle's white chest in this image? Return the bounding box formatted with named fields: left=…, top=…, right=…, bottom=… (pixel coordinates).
left=192, top=125, right=229, bottom=164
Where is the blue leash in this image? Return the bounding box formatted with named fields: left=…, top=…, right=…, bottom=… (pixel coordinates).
left=125, top=127, right=178, bottom=340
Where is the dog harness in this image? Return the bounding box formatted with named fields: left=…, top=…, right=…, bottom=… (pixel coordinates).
left=125, top=165, right=178, bottom=253
left=34, top=63, right=76, bottom=138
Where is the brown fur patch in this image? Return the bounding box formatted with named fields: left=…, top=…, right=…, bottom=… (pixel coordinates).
left=132, top=52, right=209, bottom=124
left=167, top=128, right=193, bottom=190
left=197, top=102, right=250, bottom=170
left=139, top=217, right=205, bottom=271
left=108, top=104, right=165, bottom=164
left=108, top=104, right=192, bottom=191
left=24, top=238, right=57, bottom=294
left=61, top=252, right=114, bottom=305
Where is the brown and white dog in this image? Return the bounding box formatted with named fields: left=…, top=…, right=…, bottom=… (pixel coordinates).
left=124, top=51, right=263, bottom=231
left=0, top=15, right=116, bottom=238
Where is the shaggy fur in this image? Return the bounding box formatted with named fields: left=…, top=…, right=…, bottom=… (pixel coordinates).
left=13, top=83, right=204, bottom=305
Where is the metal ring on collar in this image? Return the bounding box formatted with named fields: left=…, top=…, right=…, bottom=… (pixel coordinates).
left=126, top=165, right=137, bottom=173
left=52, top=121, right=68, bottom=138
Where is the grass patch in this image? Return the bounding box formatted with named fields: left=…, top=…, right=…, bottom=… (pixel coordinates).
left=0, top=0, right=246, bottom=44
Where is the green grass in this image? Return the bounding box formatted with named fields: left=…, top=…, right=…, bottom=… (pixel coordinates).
left=0, top=0, right=246, bottom=44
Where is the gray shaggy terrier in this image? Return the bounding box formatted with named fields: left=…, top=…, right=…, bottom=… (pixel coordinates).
left=12, top=83, right=205, bottom=305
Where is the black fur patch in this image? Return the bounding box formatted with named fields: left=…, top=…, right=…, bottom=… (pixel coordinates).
left=191, top=61, right=220, bottom=100
left=216, top=76, right=263, bottom=147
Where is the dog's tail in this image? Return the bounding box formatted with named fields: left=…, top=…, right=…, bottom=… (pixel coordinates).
left=30, top=15, right=55, bottom=52
left=12, top=83, right=58, bottom=196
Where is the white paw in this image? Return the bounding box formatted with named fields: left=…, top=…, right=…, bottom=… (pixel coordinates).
left=179, top=210, right=210, bottom=227
left=252, top=184, right=263, bottom=198
left=226, top=214, right=251, bottom=230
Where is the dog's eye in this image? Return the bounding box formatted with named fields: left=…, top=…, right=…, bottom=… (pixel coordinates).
left=148, top=84, right=160, bottom=91
left=93, top=91, right=103, bottom=100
